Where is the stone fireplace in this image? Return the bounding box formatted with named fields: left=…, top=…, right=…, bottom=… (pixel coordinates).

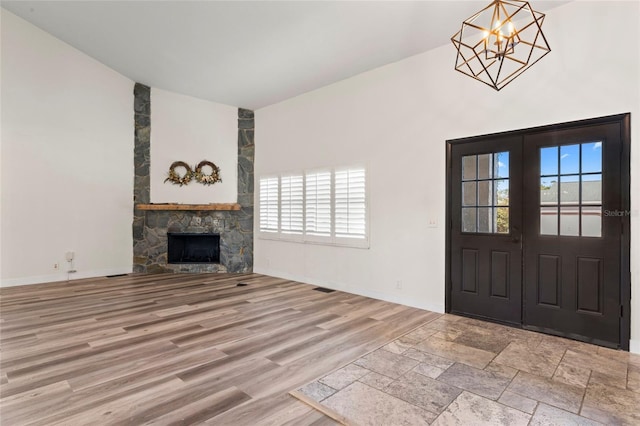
left=132, top=83, right=254, bottom=273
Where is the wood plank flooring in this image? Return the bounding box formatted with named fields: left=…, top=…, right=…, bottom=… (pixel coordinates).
left=0, top=273, right=440, bottom=425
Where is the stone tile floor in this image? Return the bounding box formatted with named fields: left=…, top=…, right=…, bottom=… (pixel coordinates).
left=291, top=314, right=640, bottom=425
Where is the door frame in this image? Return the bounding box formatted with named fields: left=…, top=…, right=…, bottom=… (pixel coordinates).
left=445, top=113, right=631, bottom=350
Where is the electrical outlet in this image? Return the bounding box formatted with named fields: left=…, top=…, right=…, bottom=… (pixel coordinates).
left=396, top=280, right=402, bottom=289
left=65, top=251, right=74, bottom=262
left=53, top=263, right=59, bottom=270
left=427, top=218, right=438, bottom=228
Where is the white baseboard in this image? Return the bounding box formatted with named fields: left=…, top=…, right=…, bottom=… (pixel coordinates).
left=253, top=266, right=445, bottom=314
left=630, top=339, right=640, bottom=355
left=1, top=267, right=133, bottom=287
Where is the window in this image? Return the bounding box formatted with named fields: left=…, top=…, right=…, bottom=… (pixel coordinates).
left=335, top=167, right=366, bottom=238
left=461, top=152, right=509, bottom=234
left=280, top=175, right=304, bottom=234
left=539, top=142, right=602, bottom=237
left=258, top=166, right=368, bottom=247
left=305, top=171, right=332, bottom=237
left=259, top=177, right=279, bottom=233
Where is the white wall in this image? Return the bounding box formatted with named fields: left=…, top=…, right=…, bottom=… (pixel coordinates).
left=1, top=10, right=134, bottom=286
left=150, top=88, right=237, bottom=204
left=254, top=1, right=640, bottom=352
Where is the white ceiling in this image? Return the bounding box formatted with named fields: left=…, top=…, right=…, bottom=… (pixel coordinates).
left=2, top=1, right=569, bottom=110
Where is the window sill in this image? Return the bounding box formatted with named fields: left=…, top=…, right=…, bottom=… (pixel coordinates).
left=258, top=233, right=370, bottom=249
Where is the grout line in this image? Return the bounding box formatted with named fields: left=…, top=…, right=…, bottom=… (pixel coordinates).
left=549, top=348, right=568, bottom=380
left=578, top=369, right=593, bottom=416
left=526, top=402, right=541, bottom=426
left=383, top=378, right=445, bottom=421
left=491, top=340, right=523, bottom=410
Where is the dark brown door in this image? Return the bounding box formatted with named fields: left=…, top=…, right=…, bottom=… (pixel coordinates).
left=522, top=123, right=623, bottom=347
left=450, top=136, right=523, bottom=325
left=447, top=115, right=630, bottom=349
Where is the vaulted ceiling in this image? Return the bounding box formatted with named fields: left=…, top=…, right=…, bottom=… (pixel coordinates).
left=2, top=1, right=569, bottom=110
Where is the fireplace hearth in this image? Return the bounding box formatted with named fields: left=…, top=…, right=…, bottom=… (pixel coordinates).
left=167, top=233, right=220, bottom=264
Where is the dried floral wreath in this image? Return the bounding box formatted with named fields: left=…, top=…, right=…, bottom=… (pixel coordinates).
left=164, top=161, right=194, bottom=186
left=194, top=160, right=222, bottom=185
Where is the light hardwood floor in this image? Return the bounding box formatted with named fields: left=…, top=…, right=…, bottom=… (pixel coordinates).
left=0, top=273, right=439, bottom=425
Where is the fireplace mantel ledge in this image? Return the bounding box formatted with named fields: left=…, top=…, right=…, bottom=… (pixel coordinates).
left=136, top=203, right=241, bottom=211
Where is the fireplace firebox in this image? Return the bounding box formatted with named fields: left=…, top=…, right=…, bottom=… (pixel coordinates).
left=167, top=233, right=220, bottom=264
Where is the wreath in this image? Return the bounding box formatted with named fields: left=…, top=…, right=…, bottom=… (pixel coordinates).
left=164, top=161, right=193, bottom=186
left=194, top=160, right=222, bottom=185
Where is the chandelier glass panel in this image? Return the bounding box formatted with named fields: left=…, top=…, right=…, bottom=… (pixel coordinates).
left=451, top=0, right=551, bottom=90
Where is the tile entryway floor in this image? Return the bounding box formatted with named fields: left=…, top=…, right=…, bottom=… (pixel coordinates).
left=292, top=314, right=640, bottom=425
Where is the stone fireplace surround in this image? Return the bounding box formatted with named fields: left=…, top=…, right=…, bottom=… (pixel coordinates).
left=132, top=83, right=254, bottom=273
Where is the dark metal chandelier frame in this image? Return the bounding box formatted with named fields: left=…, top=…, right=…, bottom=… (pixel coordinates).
left=451, top=0, right=551, bottom=91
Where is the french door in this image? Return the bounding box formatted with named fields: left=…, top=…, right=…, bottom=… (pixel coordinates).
left=447, top=114, right=630, bottom=349
left=450, top=135, right=523, bottom=325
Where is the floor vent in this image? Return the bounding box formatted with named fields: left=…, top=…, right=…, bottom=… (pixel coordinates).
left=237, top=283, right=248, bottom=287
left=313, top=287, right=336, bottom=293
left=106, top=274, right=128, bottom=278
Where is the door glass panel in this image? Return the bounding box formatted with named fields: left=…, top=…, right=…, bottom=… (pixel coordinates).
left=582, top=142, right=602, bottom=173
left=460, top=151, right=509, bottom=234
left=541, top=147, right=558, bottom=175
left=462, top=156, right=477, bottom=180
left=462, top=182, right=477, bottom=206
left=560, top=175, right=579, bottom=205
left=494, top=152, right=509, bottom=178
left=539, top=142, right=603, bottom=237
left=495, top=207, right=509, bottom=234
left=540, top=206, right=558, bottom=235
left=540, top=177, right=557, bottom=204
left=560, top=206, right=579, bottom=236
left=462, top=208, right=476, bottom=232
left=560, top=145, right=580, bottom=174
left=582, top=206, right=602, bottom=237
left=477, top=181, right=492, bottom=206
left=477, top=207, right=492, bottom=232
left=582, top=174, right=602, bottom=205
left=495, top=179, right=509, bottom=205
left=477, top=154, right=492, bottom=179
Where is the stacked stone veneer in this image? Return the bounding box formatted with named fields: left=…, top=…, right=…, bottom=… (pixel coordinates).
left=132, top=83, right=254, bottom=273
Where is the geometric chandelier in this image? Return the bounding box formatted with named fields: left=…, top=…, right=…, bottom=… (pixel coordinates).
left=451, top=0, right=551, bottom=91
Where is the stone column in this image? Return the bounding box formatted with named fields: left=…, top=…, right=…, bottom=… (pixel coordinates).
left=233, top=108, right=255, bottom=272
left=133, top=83, right=150, bottom=273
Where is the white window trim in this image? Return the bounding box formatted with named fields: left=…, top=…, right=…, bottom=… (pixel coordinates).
left=257, top=164, right=370, bottom=249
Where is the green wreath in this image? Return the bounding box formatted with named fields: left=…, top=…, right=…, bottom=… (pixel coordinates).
left=164, top=161, right=193, bottom=186
left=194, top=160, right=222, bottom=185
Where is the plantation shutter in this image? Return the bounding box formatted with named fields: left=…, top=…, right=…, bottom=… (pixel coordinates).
left=280, top=174, right=304, bottom=234
left=305, top=171, right=332, bottom=236
left=259, top=177, right=279, bottom=232
left=334, top=167, right=366, bottom=238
